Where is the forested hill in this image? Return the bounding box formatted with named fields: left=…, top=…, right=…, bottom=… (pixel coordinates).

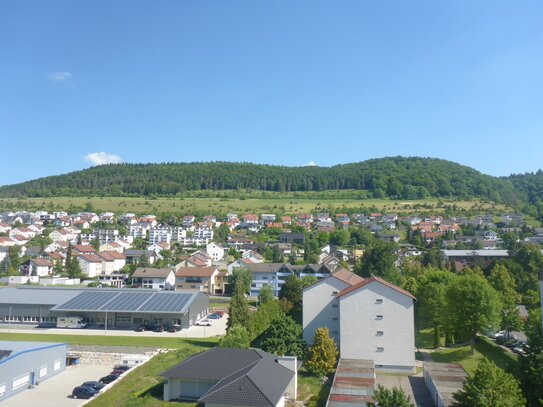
left=0, top=157, right=522, bottom=204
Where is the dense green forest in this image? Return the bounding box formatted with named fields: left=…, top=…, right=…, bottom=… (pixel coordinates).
left=0, top=157, right=535, bottom=207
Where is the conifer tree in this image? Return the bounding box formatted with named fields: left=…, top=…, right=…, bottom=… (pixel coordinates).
left=227, top=280, right=250, bottom=330
left=306, top=327, right=338, bottom=376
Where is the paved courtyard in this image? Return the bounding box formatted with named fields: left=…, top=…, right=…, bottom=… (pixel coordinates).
left=2, top=364, right=113, bottom=407
left=376, top=372, right=433, bottom=407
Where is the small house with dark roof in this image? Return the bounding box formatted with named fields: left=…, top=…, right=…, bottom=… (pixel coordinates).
left=161, top=347, right=297, bottom=406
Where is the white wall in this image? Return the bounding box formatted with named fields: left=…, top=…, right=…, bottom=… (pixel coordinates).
left=339, top=281, right=415, bottom=372
left=302, top=277, right=349, bottom=345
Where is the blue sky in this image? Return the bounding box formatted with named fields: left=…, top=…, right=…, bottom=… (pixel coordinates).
left=1, top=1, right=542, bottom=186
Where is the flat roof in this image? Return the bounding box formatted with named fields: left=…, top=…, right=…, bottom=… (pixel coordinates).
left=327, top=359, right=375, bottom=407
left=424, top=362, right=467, bottom=406
left=0, top=287, right=83, bottom=305
left=0, top=341, right=66, bottom=365
left=51, top=290, right=202, bottom=314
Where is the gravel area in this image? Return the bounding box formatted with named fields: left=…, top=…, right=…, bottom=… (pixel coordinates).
left=67, top=344, right=158, bottom=354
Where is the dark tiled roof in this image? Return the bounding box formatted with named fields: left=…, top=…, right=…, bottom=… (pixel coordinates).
left=162, top=348, right=295, bottom=407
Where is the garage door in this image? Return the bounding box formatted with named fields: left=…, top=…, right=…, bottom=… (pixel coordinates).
left=115, top=314, right=132, bottom=328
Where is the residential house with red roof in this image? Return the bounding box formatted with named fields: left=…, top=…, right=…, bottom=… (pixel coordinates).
left=175, top=266, right=220, bottom=294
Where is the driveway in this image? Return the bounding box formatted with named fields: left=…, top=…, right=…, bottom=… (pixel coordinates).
left=1, top=364, right=113, bottom=407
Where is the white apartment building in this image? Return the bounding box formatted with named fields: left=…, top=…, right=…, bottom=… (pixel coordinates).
left=303, top=271, right=416, bottom=373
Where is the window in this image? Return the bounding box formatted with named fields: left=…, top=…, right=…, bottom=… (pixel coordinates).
left=377, top=347, right=384, bottom=352
left=376, top=331, right=384, bottom=336
left=332, top=304, right=338, bottom=308
left=376, top=315, right=383, bottom=320
left=332, top=291, right=338, bottom=295
left=39, top=366, right=47, bottom=378
left=12, top=374, right=30, bottom=390
left=375, top=298, right=383, bottom=304
left=332, top=317, right=338, bottom=321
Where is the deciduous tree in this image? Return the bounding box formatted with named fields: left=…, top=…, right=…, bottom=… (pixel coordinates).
left=262, top=313, right=306, bottom=358
left=446, top=272, right=501, bottom=353
left=452, top=358, right=525, bottom=407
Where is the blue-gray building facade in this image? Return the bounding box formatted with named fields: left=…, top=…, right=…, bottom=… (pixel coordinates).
left=0, top=341, right=67, bottom=402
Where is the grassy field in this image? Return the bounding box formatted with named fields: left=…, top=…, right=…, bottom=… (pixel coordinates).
left=298, top=369, right=331, bottom=407
left=0, top=195, right=510, bottom=216
left=0, top=332, right=218, bottom=349
left=430, top=336, right=519, bottom=376
left=87, top=343, right=216, bottom=407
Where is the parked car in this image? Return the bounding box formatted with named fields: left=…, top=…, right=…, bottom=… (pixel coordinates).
left=72, top=386, right=98, bottom=399
left=111, top=365, right=131, bottom=375
left=493, top=330, right=507, bottom=339
left=208, top=313, right=221, bottom=320
left=513, top=343, right=527, bottom=355
left=134, top=324, right=151, bottom=332
left=153, top=325, right=165, bottom=332
left=195, top=319, right=212, bottom=326
left=99, top=374, right=119, bottom=384
left=168, top=324, right=181, bottom=333
left=81, top=381, right=105, bottom=391
left=215, top=311, right=225, bottom=317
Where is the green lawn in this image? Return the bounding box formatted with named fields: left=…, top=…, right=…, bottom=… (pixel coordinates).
left=430, top=336, right=519, bottom=376
left=416, top=328, right=442, bottom=349
left=0, top=332, right=218, bottom=349
left=87, top=344, right=216, bottom=407
left=298, top=369, right=331, bottom=407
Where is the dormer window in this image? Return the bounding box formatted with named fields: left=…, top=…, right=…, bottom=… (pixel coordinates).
left=376, top=298, right=383, bottom=304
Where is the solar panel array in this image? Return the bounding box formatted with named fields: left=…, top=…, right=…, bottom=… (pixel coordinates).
left=104, top=292, right=155, bottom=311
left=55, top=291, right=118, bottom=311
left=139, top=292, right=192, bottom=312
left=52, top=291, right=196, bottom=313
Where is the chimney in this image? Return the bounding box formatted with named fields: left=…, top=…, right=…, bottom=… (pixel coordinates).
left=277, top=356, right=297, bottom=401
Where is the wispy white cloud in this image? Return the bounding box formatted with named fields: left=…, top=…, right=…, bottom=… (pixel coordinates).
left=305, top=160, right=317, bottom=166
left=48, top=71, right=72, bottom=82
left=84, top=152, right=123, bottom=166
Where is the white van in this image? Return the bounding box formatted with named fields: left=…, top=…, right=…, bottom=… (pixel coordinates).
left=121, top=355, right=150, bottom=366
left=56, top=316, right=87, bottom=328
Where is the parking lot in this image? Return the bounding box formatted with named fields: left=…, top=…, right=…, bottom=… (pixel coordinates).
left=0, top=312, right=228, bottom=338
left=1, top=364, right=113, bottom=407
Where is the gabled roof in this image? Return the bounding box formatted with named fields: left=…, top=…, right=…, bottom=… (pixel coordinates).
left=302, top=268, right=363, bottom=292
left=336, top=276, right=416, bottom=300
left=132, top=268, right=173, bottom=279
left=78, top=253, right=103, bottom=263
left=176, top=266, right=218, bottom=277
left=162, top=348, right=294, bottom=407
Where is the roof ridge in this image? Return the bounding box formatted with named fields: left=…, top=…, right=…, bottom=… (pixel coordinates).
left=199, top=358, right=262, bottom=400
left=245, top=368, right=276, bottom=407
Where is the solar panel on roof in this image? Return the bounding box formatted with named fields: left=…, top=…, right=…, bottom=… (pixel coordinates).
left=101, top=292, right=154, bottom=311
left=52, top=290, right=199, bottom=314
left=139, top=292, right=193, bottom=313
left=54, top=291, right=119, bottom=311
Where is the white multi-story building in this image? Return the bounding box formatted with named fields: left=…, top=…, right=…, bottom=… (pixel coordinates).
left=206, top=242, right=225, bottom=262
left=303, top=271, right=416, bottom=373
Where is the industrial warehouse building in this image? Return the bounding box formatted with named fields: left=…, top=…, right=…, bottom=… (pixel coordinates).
left=0, top=341, right=67, bottom=402
left=0, top=287, right=209, bottom=330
